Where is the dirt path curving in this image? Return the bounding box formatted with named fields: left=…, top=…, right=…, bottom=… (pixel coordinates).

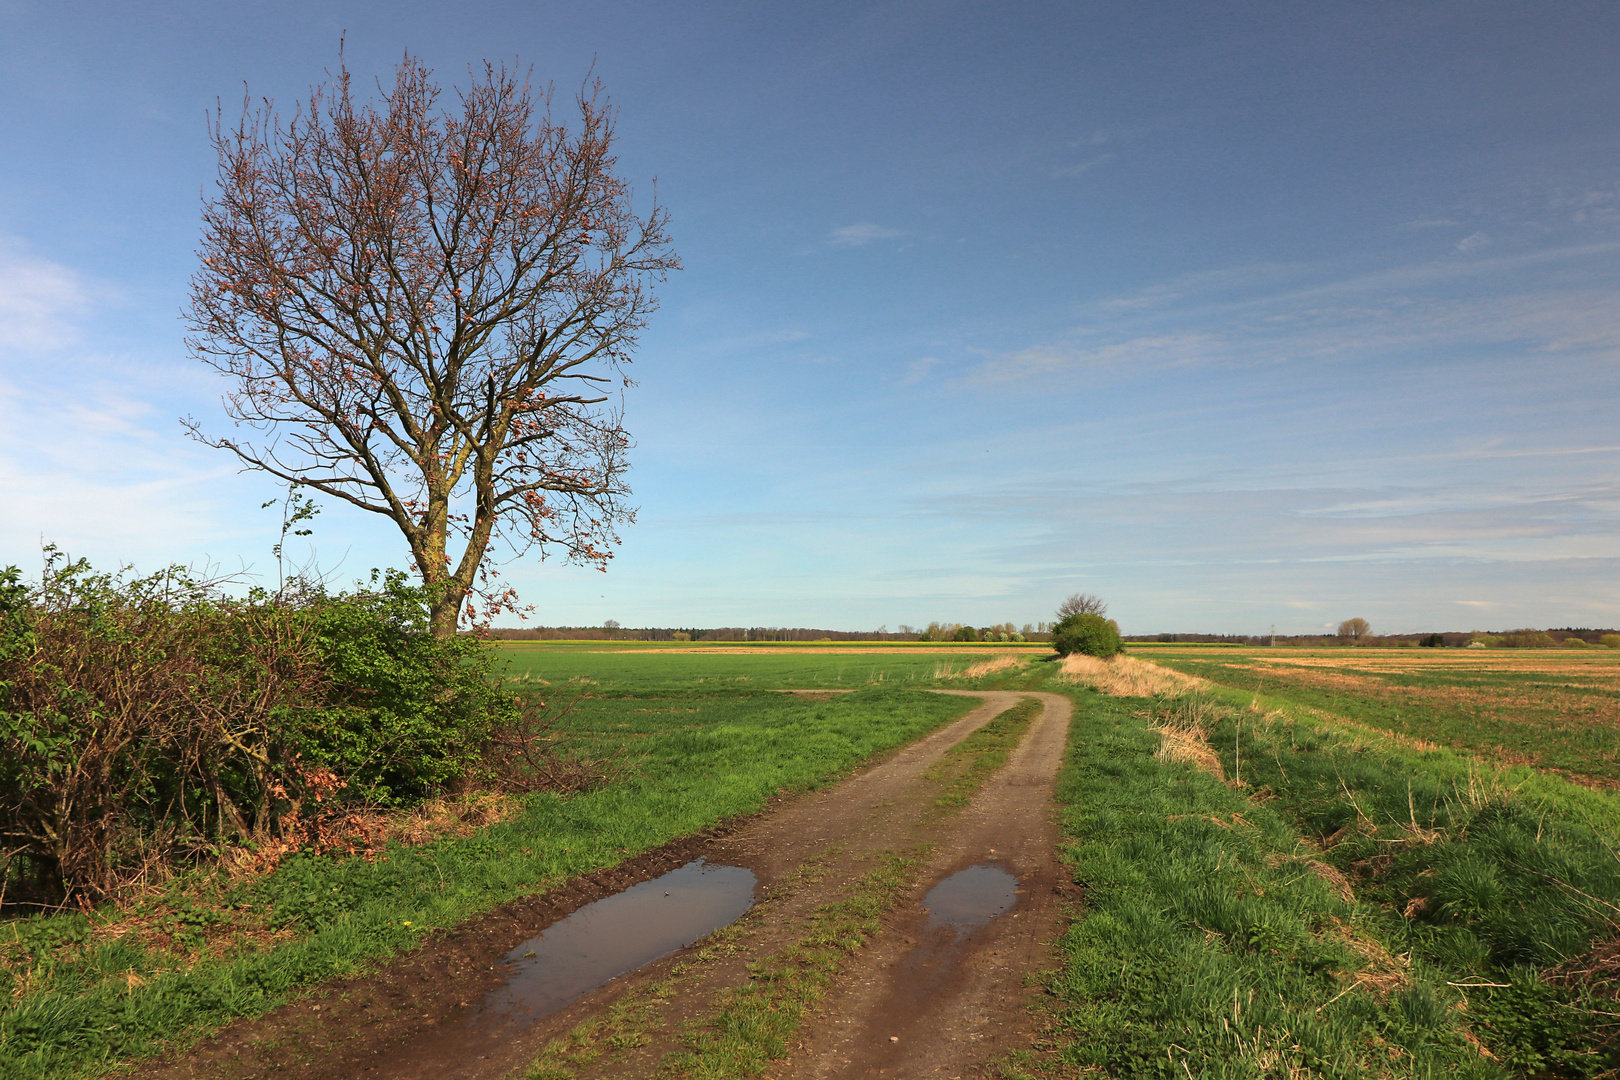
left=135, top=690, right=1060, bottom=1080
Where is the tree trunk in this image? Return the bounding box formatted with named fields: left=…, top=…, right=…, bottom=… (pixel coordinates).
left=430, top=581, right=466, bottom=638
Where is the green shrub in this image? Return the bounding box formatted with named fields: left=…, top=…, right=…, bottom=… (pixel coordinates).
left=300, top=570, right=516, bottom=804
left=0, top=557, right=515, bottom=902
left=1602, top=634, right=1620, bottom=649
left=1050, top=613, right=1123, bottom=658
left=1498, top=628, right=1559, bottom=648
left=952, top=625, right=978, bottom=642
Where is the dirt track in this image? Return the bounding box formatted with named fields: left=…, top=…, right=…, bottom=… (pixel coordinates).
left=136, top=690, right=1076, bottom=1080
left=781, top=691, right=1073, bottom=1078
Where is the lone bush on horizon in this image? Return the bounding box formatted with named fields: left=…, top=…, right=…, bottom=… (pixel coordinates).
left=1050, top=612, right=1123, bottom=658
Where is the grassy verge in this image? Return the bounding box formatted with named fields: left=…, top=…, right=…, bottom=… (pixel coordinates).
left=1051, top=687, right=1507, bottom=1078
left=0, top=687, right=974, bottom=1080
left=1142, top=647, right=1620, bottom=787
left=1206, top=696, right=1620, bottom=1076
left=1050, top=674, right=1620, bottom=1078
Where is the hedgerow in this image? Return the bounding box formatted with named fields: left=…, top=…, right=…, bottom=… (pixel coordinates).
left=0, top=553, right=516, bottom=904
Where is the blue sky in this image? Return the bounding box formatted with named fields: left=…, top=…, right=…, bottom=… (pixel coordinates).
left=2, top=1, right=1618, bottom=635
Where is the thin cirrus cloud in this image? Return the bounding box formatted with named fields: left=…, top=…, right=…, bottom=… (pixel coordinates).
left=952, top=243, right=1620, bottom=385
left=1053, top=152, right=1117, bottom=178
left=826, top=222, right=901, bottom=246
left=0, top=241, right=273, bottom=570
left=0, top=241, right=90, bottom=351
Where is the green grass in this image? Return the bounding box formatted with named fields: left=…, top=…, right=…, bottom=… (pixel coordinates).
left=1047, top=675, right=1620, bottom=1078
left=494, top=640, right=1037, bottom=693
left=1208, top=700, right=1620, bottom=1076
left=925, top=695, right=1041, bottom=809
left=1140, top=646, right=1620, bottom=786
left=0, top=685, right=975, bottom=1080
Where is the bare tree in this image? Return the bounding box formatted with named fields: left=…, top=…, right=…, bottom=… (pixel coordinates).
left=1337, top=617, right=1371, bottom=640
left=1056, top=592, right=1108, bottom=619
left=186, top=53, right=677, bottom=636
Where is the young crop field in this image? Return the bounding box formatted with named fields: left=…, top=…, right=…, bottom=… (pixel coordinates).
left=493, top=639, right=1045, bottom=693
left=1136, top=645, right=1620, bottom=788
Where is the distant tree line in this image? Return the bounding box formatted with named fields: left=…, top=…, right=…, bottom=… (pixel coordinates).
left=1124, top=629, right=1620, bottom=648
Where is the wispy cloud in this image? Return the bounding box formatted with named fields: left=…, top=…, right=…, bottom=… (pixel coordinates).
left=0, top=241, right=91, bottom=351
left=1456, top=231, right=1492, bottom=254
left=1054, top=152, right=1116, bottom=178
left=969, top=334, right=1215, bottom=382
left=827, top=222, right=901, bottom=247
left=901, top=355, right=943, bottom=385
left=959, top=241, right=1620, bottom=384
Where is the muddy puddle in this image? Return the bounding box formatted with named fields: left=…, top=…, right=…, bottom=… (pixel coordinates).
left=921, top=863, right=1018, bottom=932
left=884, top=864, right=1020, bottom=1008
left=474, top=858, right=755, bottom=1026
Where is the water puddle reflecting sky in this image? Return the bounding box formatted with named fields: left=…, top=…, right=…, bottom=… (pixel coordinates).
left=922, top=863, right=1019, bottom=932
left=472, top=858, right=755, bottom=1024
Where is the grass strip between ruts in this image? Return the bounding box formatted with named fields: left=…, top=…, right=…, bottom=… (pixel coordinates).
left=925, top=695, right=1041, bottom=810
left=658, top=850, right=920, bottom=1078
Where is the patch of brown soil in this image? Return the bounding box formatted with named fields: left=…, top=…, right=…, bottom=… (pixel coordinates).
left=1323, top=917, right=1408, bottom=999
left=1547, top=935, right=1620, bottom=1001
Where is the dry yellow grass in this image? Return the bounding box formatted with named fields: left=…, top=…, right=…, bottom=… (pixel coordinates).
left=1323, top=916, right=1409, bottom=999
left=930, top=654, right=1027, bottom=679
left=1058, top=653, right=1206, bottom=697
left=1150, top=695, right=1227, bottom=780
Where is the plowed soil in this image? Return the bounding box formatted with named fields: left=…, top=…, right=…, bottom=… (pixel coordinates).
left=133, top=690, right=1076, bottom=1080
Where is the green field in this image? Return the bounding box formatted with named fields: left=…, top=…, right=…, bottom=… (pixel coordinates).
left=492, top=640, right=1043, bottom=692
